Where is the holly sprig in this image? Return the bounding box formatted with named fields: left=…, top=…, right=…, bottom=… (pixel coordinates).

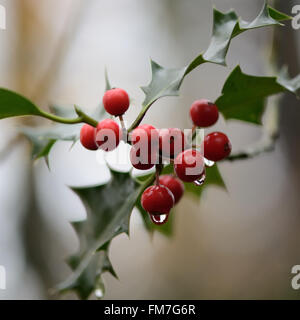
left=0, top=2, right=299, bottom=299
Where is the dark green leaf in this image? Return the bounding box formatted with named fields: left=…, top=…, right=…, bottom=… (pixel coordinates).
left=216, top=66, right=300, bottom=124
left=141, top=2, right=290, bottom=108
left=57, top=168, right=154, bottom=299
left=141, top=61, right=186, bottom=107
left=61, top=245, right=116, bottom=300
left=0, top=88, right=43, bottom=119
left=190, top=3, right=290, bottom=69
left=267, top=6, right=292, bottom=22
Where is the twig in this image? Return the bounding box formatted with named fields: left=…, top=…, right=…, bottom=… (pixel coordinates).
left=224, top=0, right=282, bottom=162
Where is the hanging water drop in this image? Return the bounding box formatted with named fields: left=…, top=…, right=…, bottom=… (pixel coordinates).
left=204, top=158, right=215, bottom=167
left=94, top=288, right=104, bottom=299
left=149, top=213, right=169, bottom=225
left=194, top=170, right=206, bottom=186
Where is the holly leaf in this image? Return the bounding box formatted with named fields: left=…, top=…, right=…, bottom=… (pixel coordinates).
left=22, top=129, right=56, bottom=161
left=57, top=168, right=154, bottom=299
left=216, top=66, right=300, bottom=124
left=141, top=61, right=187, bottom=107
left=21, top=71, right=112, bottom=161
left=0, top=88, right=44, bottom=119
left=188, top=2, right=290, bottom=70
left=61, top=245, right=116, bottom=300
left=21, top=106, right=82, bottom=162
left=141, top=2, right=290, bottom=109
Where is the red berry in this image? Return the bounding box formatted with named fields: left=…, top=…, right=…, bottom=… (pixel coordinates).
left=130, top=147, right=156, bottom=170
left=159, top=175, right=184, bottom=204
left=204, top=132, right=232, bottom=161
left=80, top=124, right=98, bottom=151
left=159, top=128, right=186, bottom=157
left=141, top=185, right=174, bottom=215
left=174, top=149, right=204, bottom=182
left=131, top=124, right=159, bottom=149
left=103, top=88, right=130, bottom=116
left=95, top=119, right=121, bottom=151
left=190, top=99, right=219, bottom=127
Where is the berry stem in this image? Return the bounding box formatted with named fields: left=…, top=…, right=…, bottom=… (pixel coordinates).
left=192, top=144, right=201, bottom=149
left=119, top=115, right=128, bottom=142
left=74, top=106, right=99, bottom=127
left=38, top=109, right=84, bottom=125
left=192, top=125, right=197, bottom=135
left=155, top=164, right=163, bottom=186
left=155, top=166, right=160, bottom=186
left=128, top=103, right=154, bottom=132
left=119, top=115, right=125, bottom=129
left=38, top=105, right=98, bottom=127
left=159, top=154, right=174, bottom=164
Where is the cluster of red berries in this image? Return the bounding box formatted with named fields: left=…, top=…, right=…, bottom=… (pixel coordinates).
left=79, top=88, right=129, bottom=151
left=80, top=89, right=232, bottom=225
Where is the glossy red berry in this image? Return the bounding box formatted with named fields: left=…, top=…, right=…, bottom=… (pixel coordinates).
left=95, top=119, right=121, bottom=151
left=159, top=175, right=184, bottom=204
left=80, top=124, right=98, bottom=151
left=174, top=149, right=204, bottom=182
left=204, top=132, right=232, bottom=161
left=159, top=128, right=186, bottom=157
left=130, top=147, right=156, bottom=170
left=103, top=88, right=130, bottom=116
left=141, top=185, right=174, bottom=215
left=190, top=99, right=219, bottom=127
left=131, top=124, right=159, bottom=149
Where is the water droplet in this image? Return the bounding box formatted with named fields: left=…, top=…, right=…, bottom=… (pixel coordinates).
left=149, top=213, right=169, bottom=225
left=94, top=288, right=103, bottom=299
left=204, top=158, right=215, bottom=167
left=194, top=170, right=206, bottom=186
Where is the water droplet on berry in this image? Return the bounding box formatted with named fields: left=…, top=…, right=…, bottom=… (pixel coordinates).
left=194, top=170, right=206, bottom=186
left=149, top=213, right=169, bottom=225
left=204, top=158, right=215, bottom=167
left=94, top=288, right=103, bottom=299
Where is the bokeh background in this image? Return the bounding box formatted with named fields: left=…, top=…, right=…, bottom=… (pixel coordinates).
left=0, top=0, right=299, bottom=299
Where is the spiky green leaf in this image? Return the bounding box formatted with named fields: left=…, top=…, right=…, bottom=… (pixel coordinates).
left=141, top=2, right=290, bottom=108
left=216, top=66, right=300, bottom=124
left=57, top=169, right=154, bottom=299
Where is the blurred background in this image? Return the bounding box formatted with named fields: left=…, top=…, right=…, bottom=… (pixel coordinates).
left=0, top=0, right=299, bottom=299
